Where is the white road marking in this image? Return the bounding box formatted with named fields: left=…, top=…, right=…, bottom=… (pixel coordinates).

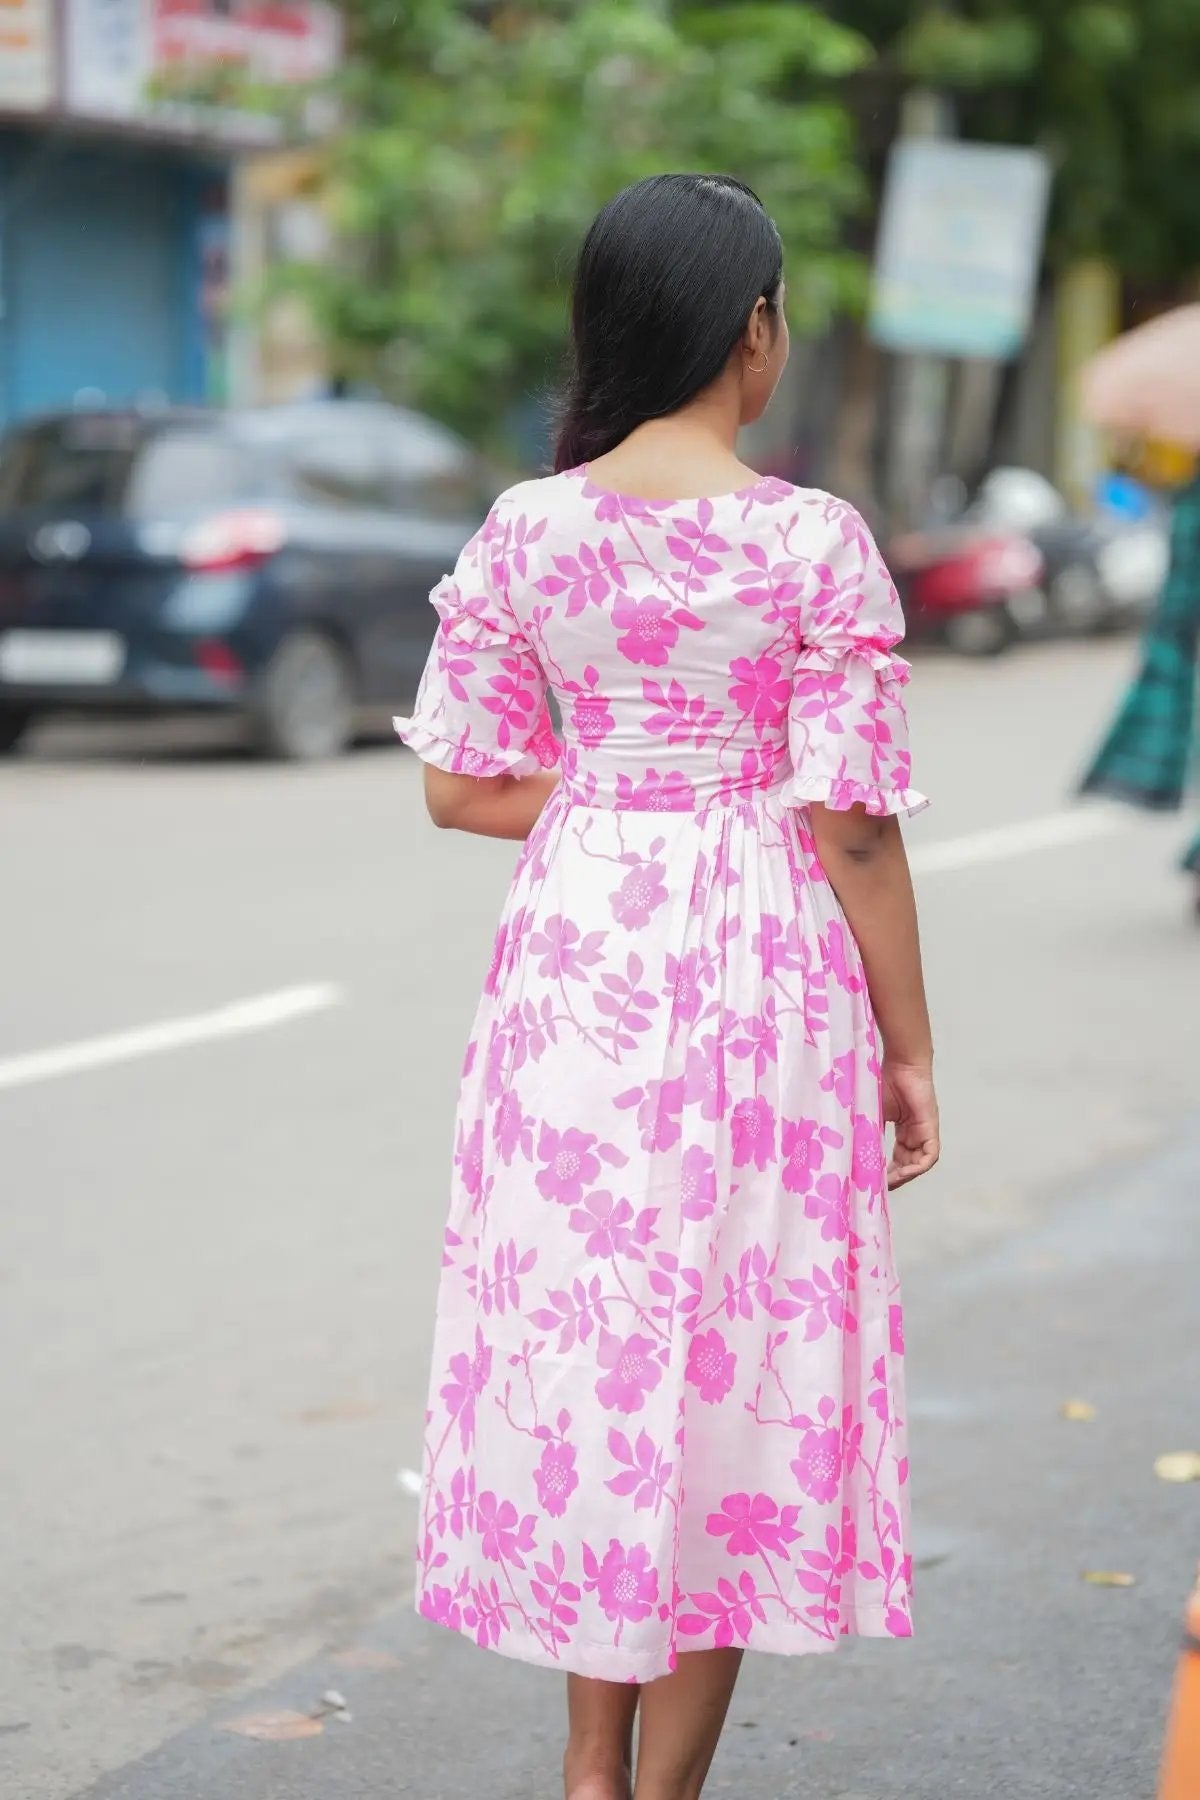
left=909, top=807, right=1123, bottom=876
left=0, top=983, right=343, bottom=1095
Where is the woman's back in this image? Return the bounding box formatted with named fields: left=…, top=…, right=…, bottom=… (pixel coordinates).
left=413, top=466, right=923, bottom=819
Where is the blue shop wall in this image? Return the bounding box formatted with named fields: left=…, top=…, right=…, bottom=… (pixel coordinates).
left=0, top=133, right=228, bottom=427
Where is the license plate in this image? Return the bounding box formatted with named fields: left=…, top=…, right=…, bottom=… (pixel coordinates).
left=0, top=630, right=126, bottom=685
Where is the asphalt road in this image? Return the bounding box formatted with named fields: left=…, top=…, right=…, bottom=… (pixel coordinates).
left=2, top=636, right=1198, bottom=1800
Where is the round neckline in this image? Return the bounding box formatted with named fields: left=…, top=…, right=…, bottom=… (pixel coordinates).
left=573, top=465, right=775, bottom=506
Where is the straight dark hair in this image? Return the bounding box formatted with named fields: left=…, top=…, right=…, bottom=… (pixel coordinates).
left=554, top=173, right=784, bottom=475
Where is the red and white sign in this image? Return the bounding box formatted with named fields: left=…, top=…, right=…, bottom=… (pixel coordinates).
left=65, top=0, right=340, bottom=140
left=152, top=0, right=340, bottom=87
left=0, top=0, right=55, bottom=110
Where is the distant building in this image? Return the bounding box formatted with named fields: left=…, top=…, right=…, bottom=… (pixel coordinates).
left=0, top=0, right=340, bottom=426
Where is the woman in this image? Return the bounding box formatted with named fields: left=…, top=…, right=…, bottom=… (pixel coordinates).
left=1081, top=469, right=1200, bottom=909
left=396, top=174, right=939, bottom=1800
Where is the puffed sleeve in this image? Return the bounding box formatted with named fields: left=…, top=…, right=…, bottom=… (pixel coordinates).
left=784, top=500, right=928, bottom=818
left=394, top=496, right=560, bottom=778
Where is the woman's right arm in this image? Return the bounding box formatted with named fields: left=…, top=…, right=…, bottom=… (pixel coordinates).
left=809, top=804, right=939, bottom=1189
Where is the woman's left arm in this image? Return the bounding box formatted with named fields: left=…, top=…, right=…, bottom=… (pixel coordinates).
left=424, top=766, right=559, bottom=840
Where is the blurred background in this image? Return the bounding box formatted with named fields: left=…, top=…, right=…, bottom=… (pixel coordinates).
left=2, top=5, right=1198, bottom=1799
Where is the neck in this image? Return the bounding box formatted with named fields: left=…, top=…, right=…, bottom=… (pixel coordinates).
left=626, top=381, right=742, bottom=459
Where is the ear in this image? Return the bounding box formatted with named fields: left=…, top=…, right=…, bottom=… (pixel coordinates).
left=742, top=296, right=771, bottom=357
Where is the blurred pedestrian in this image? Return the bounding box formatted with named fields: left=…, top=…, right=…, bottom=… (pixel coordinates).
left=1081, top=470, right=1200, bottom=910
left=396, top=173, right=938, bottom=1800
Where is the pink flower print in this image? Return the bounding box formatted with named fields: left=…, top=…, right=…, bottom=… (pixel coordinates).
left=706, top=1492, right=800, bottom=1558
left=664, top=950, right=705, bottom=1030
left=613, top=594, right=679, bottom=667
left=679, top=1144, right=718, bottom=1221
left=533, top=1441, right=579, bottom=1518
left=569, top=665, right=616, bottom=745
left=616, top=768, right=697, bottom=812
left=595, top=1329, right=663, bottom=1415
left=851, top=1114, right=885, bottom=1192
left=616, top=1075, right=685, bottom=1153
left=686, top=1328, right=736, bottom=1404
left=886, top=1605, right=913, bottom=1639
left=781, top=1116, right=825, bottom=1195
left=683, top=1035, right=727, bottom=1122
left=790, top=1426, right=843, bottom=1504
left=610, top=861, right=669, bottom=929
left=731, top=1096, right=775, bottom=1171
left=535, top=1124, right=601, bottom=1206
left=476, top=1491, right=537, bottom=1568
left=572, top=692, right=616, bottom=745
left=455, top=1119, right=484, bottom=1205
left=529, top=914, right=606, bottom=981
left=587, top=1539, right=660, bottom=1625
left=728, top=653, right=791, bottom=730
left=569, top=1191, right=653, bottom=1259
left=889, top=1303, right=905, bottom=1356
left=420, top=1584, right=462, bottom=1632
left=440, top=1326, right=492, bottom=1452
left=804, top=1172, right=850, bottom=1243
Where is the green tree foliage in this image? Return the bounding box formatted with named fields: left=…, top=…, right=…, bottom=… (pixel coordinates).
left=291, top=0, right=870, bottom=443
left=831, top=0, right=1200, bottom=281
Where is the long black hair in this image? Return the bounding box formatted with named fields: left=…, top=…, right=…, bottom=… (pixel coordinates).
left=554, top=173, right=783, bottom=474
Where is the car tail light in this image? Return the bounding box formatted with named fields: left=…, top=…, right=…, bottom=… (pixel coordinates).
left=194, top=638, right=244, bottom=684
left=181, top=508, right=286, bottom=573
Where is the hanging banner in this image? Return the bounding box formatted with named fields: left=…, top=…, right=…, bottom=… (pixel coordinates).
left=871, top=140, right=1051, bottom=361
left=64, top=0, right=340, bottom=142
left=0, top=0, right=55, bottom=110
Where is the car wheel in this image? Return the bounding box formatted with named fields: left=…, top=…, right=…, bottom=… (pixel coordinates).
left=0, top=706, right=34, bottom=754
left=1048, top=563, right=1113, bottom=636
left=942, top=606, right=1016, bottom=657
left=254, top=630, right=355, bottom=761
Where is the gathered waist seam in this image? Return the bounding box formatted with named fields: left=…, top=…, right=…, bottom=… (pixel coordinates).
left=555, top=779, right=792, bottom=816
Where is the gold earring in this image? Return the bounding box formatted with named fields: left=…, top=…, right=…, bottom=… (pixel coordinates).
left=746, top=355, right=768, bottom=375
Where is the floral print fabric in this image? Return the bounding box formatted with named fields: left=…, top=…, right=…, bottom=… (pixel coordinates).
left=395, top=469, right=925, bottom=1681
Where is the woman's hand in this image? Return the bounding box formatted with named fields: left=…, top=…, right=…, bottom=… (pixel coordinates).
left=882, top=1061, right=940, bottom=1189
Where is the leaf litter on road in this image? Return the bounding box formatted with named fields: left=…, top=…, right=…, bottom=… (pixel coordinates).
left=1154, top=1451, right=1200, bottom=1483
left=222, top=1711, right=324, bottom=1741
left=1081, top=1570, right=1136, bottom=1588
left=221, top=1688, right=354, bottom=1740
left=1060, top=1399, right=1097, bottom=1421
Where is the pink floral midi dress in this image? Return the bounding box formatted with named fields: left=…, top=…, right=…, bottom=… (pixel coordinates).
left=395, top=468, right=927, bottom=1682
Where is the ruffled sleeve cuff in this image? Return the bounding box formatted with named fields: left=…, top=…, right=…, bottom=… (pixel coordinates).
left=393, top=713, right=561, bottom=779
left=781, top=772, right=930, bottom=819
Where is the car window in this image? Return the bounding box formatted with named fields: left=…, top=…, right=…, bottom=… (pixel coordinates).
left=126, top=433, right=255, bottom=515
left=0, top=420, right=252, bottom=517
left=287, top=429, right=388, bottom=509
left=377, top=414, right=487, bottom=517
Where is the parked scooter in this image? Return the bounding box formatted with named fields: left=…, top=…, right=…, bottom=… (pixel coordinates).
left=887, top=511, right=1044, bottom=656
left=959, top=467, right=1168, bottom=637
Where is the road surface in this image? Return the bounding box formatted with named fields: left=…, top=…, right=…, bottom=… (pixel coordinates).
left=2, top=636, right=1197, bottom=1799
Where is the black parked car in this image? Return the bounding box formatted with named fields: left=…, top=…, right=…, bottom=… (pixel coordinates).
left=0, top=402, right=497, bottom=758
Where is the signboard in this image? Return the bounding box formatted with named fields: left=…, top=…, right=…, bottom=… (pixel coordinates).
left=0, top=0, right=55, bottom=110
left=870, top=141, right=1051, bottom=361
left=64, top=0, right=340, bottom=143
